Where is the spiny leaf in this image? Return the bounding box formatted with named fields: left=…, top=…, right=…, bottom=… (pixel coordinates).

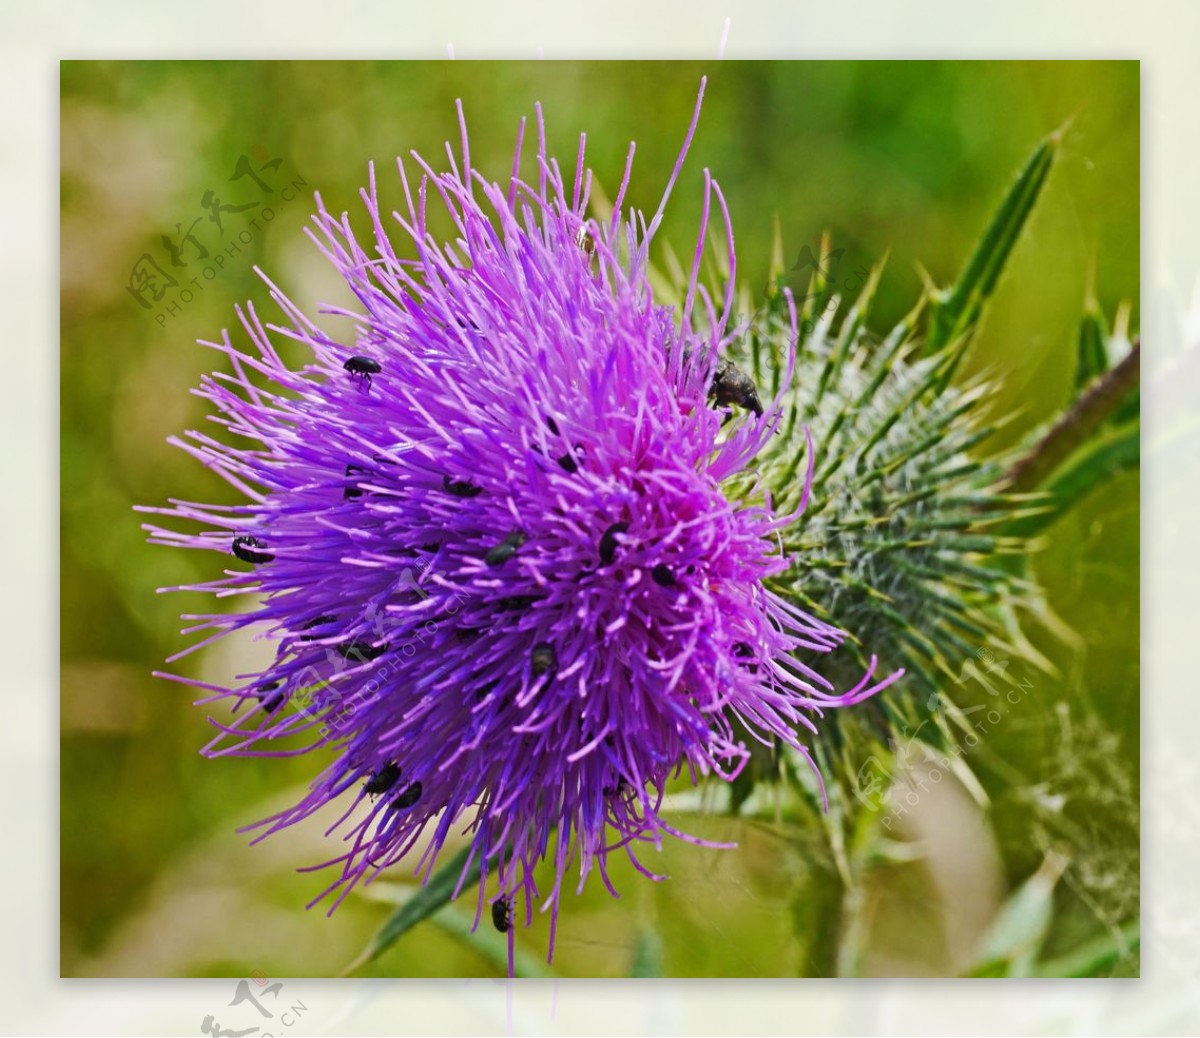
left=1075, top=296, right=1111, bottom=391
left=926, top=125, right=1062, bottom=356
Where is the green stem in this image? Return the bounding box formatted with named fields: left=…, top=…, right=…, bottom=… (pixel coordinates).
left=1003, top=339, right=1140, bottom=495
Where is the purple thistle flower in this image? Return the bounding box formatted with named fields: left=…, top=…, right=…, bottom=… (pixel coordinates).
left=140, top=80, right=900, bottom=966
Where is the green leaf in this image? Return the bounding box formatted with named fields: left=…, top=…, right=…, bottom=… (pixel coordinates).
left=965, top=852, right=1067, bottom=977
left=1075, top=301, right=1111, bottom=392
left=926, top=126, right=1062, bottom=357
left=342, top=844, right=480, bottom=975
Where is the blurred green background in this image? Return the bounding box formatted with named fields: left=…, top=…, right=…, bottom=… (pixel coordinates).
left=60, top=60, right=1138, bottom=978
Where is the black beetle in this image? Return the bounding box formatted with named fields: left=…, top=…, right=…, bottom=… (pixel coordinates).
left=598, top=522, right=629, bottom=566
left=232, top=535, right=273, bottom=564
left=443, top=475, right=483, bottom=498
left=491, top=897, right=512, bottom=933
left=255, top=680, right=284, bottom=713
left=364, top=760, right=402, bottom=796
left=343, top=355, right=382, bottom=389
left=338, top=639, right=388, bottom=662
left=531, top=642, right=557, bottom=677
left=651, top=564, right=676, bottom=587
left=389, top=781, right=423, bottom=811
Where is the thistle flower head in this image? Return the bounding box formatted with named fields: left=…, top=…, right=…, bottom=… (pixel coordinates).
left=141, top=84, right=897, bottom=959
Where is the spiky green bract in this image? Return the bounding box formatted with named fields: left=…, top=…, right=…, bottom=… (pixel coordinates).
left=715, top=126, right=1092, bottom=798
left=924, top=128, right=1060, bottom=358
left=727, top=284, right=1041, bottom=773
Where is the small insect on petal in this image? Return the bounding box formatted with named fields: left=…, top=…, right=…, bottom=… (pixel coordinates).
left=338, top=639, right=388, bottom=662
left=531, top=642, right=557, bottom=677
left=343, top=356, right=381, bottom=375
left=651, top=564, right=676, bottom=587
left=344, top=464, right=368, bottom=500
left=364, top=760, right=402, bottom=796
left=492, top=896, right=512, bottom=933
left=734, top=642, right=760, bottom=673
left=232, top=535, right=274, bottom=564
left=389, top=781, right=422, bottom=811
left=485, top=530, right=526, bottom=566
left=710, top=360, right=764, bottom=417
left=496, top=594, right=542, bottom=612
left=602, top=776, right=631, bottom=797
left=575, top=225, right=595, bottom=261
left=343, top=355, right=382, bottom=390
left=443, top=475, right=483, bottom=498
left=255, top=681, right=284, bottom=713
left=557, top=444, right=585, bottom=474
left=598, top=522, right=630, bottom=566
left=298, top=614, right=339, bottom=641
